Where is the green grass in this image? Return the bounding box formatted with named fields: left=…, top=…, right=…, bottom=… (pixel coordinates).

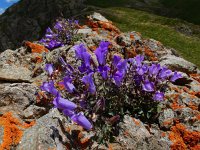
left=86, top=1, right=200, bottom=68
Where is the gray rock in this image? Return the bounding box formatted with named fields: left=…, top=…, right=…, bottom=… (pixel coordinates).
left=90, top=12, right=109, bottom=22
left=23, top=105, right=47, bottom=119
left=0, top=83, right=38, bottom=117
left=160, top=55, right=197, bottom=73
left=0, top=49, right=32, bottom=82
left=16, top=109, right=68, bottom=150
left=116, top=115, right=169, bottom=150
left=77, top=28, right=93, bottom=35
left=159, top=109, right=175, bottom=129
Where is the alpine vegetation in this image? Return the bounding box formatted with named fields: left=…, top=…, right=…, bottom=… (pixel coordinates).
left=40, top=18, right=79, bottom=50
left=40, top=40, right=182, bottom=142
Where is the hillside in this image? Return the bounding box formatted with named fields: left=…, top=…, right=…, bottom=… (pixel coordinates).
left=86, top=0, right=200, bottom=67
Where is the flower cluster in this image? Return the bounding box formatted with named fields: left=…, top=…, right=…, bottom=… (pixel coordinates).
left=40, top=41, right=182, bottom=133
left=40, top=18, right=79, bottom=50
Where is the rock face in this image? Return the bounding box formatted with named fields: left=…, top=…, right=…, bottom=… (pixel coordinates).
left=0, top=0, right=86, bottom=51
left=0, top=12, right=199, bottom=149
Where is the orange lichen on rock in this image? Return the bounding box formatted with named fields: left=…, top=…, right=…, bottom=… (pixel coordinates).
left=169, top=123, right=200, bottom=150
left=170, top=94, right=184, bottom=110
left=0, top=112, right=35, bottom=150
left=188, top=102, right=198, bottom=110
left=144, top=46, right=158, bottom=61
left=190, top=74, right=200, bottom=83
left=87, top=18, right=120, bottom=34
left=24, top=41, right=49, bottom=53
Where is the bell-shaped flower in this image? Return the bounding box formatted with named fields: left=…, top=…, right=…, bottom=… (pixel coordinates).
left=82, top=72, right=96, bottom=94
left=45, top=34, right=53, bottom=39
left=116, top=59, right=127, bottom=73
left=82, top=51, right=91, bottom=68
left=40, top=81, right=58, bottom=96
left=159, top=67, right=172, bottom=79
left=170, top=71, right=182, bottom=82
left=153, top=91, right=164, bottom=101
left=112, top=55, right=122, bottom=68
left=142, top=80, right=155, bottom=92
left=46, top=27, right=53, bottom=34
left=149, top=64, right=161, bottom=76
left=95, top=41, right=109, bottom=66
left=62, top=109, right=75, bottom=118
left=98, top=65, right=110, bottom=79
left=53, top=94, right=77, bottom=110
left=45, top=64, right=54, bottom=76
left=71, top=112, right=93, bottom=130
left=74, top=44, right=87, bottom=60
left=54, top=22, right=63, bottom=31
left=135, top=55, right=144, bottom=66
left=63, top=76, right=75, bottom=93
left=113, top=71, right=124, bottom=86
left=136, top=64, right=148, bottom=75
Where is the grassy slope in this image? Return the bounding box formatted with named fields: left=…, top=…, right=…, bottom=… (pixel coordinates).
left=86, top=0, right=200, bottom=67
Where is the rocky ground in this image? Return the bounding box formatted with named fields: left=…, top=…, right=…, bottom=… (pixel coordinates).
left=0, top=13, right=199, bottom=150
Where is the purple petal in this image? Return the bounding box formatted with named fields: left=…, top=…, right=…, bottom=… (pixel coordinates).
left=159, top=67, right=173, bottom=79
left=149, top=64, right=161, bottom=76
left=63, top=76, right=75, bottom=93
left=113, top=71, right=124, bottom=86
left=170, top=71, right=182, bottom=82
left=40, top=81, right=58, bottom=96
left=117, top=59, right=127, bottom=73
left=112, top=55, right=122, bottom=68
left=135, top=55, right=144, bottom=66
left=82, top=72, right=96, bottom=94
left=62, top=109, right=75, bottom=118
left=71, top=112, right=92, bottom=130
left=74, top=44, right=87, bottom=60
left=82, top=52, right=91, bottom=68
left=54, top=22, right=63, bottom=31
left=98, top=65, right=110, bottom=79
left=153, top=91, right=164, bottom=101
left=136, top=65, right=148, bottom=75
left=46, top=27, right=53, bottom=34
left=142, top=80, right=155, bottom=92
left=53, top=95, right=77, bottom=110
left=45, top=64, right=54, bottom=75
left=95, top=41, right=110, bottom=66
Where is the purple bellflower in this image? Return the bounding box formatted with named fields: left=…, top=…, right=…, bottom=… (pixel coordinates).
left=159, top=67, right=173, bottom=79
left=40, top=81, right=58, bottom=96
left=53, top=94, right=77, bottom=110
left=74, top=44, right=91, bottom=67
left=153, top=91, right=164, bottom=101
left=63, top=76, right=75, bottom=93
left=74, top=44, right=87, bottom=59
left=71, top=112, right=93, bottom=130
left=136, top=64, right=148, bottom=75
left=112, top=55, right=122, bottom=68
left=170, top=71, right=182, bottom=82
left=45, top=64, right=54, bottom=76
left=149, top=64, right=161, bottom=76
left=113, top=71, right=124, bottom=86
left=116, top=59, right=127, bottom=73
left=135, top=55, right=144, bottom=66
left=95, top=41, right=110, bottom=66
left=142, top=80, right=155, bottom=92
left=82, top=72, right=96, bottom=94
left=98, top=65, right=110, bottom=79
